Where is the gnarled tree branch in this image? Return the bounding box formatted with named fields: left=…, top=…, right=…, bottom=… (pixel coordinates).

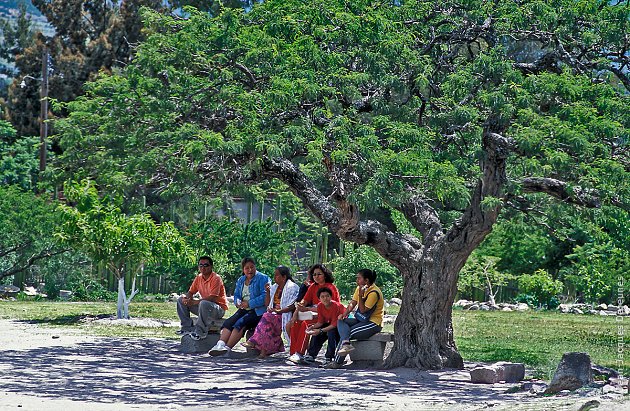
left=521, top=177, right=601, bottom=208
left=398, top=196, right=443, bottom=245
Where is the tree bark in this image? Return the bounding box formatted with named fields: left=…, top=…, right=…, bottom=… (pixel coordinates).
left=258, top=127, right=510, bottom=370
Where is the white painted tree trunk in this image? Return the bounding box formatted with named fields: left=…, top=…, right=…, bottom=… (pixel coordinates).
left=116, top=277, right=126, bottom=319
left=116, top=267, right=140, bottom=319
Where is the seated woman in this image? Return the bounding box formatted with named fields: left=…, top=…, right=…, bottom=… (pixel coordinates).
left=324, top=268, right=384, bottom=369
left=304, top=287, right=345, bottom=366
left=208, top=257, right=270, bottom=356
left=242, top=265, right=300, bottom=358
left=285, top=269, right=313, bottom=334
left=287, top=263, right=340, bottom=364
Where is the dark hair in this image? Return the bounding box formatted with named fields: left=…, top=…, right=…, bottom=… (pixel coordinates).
left=357, top=269, right=376, bottom=285
left=198, top=256, right=213, bottom=265
left=275, top=265, right=292, bottom=281
left=317, top=287, right=333, bottom=298
left=308, top=263, right=334, bottom=283
left=241, top=257, right=256, bottom=268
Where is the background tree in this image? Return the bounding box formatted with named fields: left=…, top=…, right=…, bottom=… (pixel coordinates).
left=55, top=180, right=194, bottom=318
left=54, top=0, right=629, bottom=369
left=457, top=253, right=512, bottom=306
left=0, top=185, right=66, bottom=285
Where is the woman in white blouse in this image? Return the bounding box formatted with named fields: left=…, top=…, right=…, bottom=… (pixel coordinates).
left=242, top=266, right=300, bottom=358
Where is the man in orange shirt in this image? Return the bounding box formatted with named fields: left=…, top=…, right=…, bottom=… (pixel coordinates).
left=177, top=256, right=229, bottom=340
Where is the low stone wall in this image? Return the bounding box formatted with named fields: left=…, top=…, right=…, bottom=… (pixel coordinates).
left=453, top=299, right=630, bottom=316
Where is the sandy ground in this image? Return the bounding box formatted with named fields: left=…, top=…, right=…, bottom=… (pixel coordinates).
left=0, top=319, right=628, bottom=411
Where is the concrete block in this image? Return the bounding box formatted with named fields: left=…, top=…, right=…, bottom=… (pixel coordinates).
left=470, top=366, right=501, bottom=384
left=180, top=333, right=220, bottom=353
left=495, top=362, right=526, bottom=383
left=349, top=340, right=386, bottom=361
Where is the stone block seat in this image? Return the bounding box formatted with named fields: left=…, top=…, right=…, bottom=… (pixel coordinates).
left=348, top=332, right=394, bottom=365
left=179, top=319, right=223, bottom=353
left=180, top=320, right=260, bottom=356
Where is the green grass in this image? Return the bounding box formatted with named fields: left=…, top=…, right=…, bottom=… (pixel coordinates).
left=453, top=310, right=627, bottom=379
left=0, top=301, right=626, bottom=379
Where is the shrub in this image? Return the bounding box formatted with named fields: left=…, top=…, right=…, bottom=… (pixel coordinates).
left=329, top=243, right=402, bottom=300
left=516, top=269, right=563, bottom=308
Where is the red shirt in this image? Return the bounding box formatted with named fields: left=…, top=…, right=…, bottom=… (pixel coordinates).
left=317, top=300, right=345, bottom=327
left=302, top=282, right=340, bottom=306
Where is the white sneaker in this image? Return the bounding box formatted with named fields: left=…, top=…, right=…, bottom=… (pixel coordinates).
left=337, top=343, right=355, bottom=356
left=208, top=341, right=228, bottom=356
left=287, top=353, right=303, bottom=364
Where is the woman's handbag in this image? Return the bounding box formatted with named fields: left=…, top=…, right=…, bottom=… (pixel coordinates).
left=354, top=290, right=380, bottom=322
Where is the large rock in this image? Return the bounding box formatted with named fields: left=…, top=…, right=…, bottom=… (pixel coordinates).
left=515, top=303, right=530, bottom=311
left=470, top=362, right=525, bottom=384
left=495, top=362, right=526, bottom=383
left=470, top=366, right=502, bottom=384
left=545, top=352, right=593, bottom=394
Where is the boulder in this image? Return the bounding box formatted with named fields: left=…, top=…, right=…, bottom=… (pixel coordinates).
left=0, top=285, right=20, bottom=298
left=470, top=366, right=502, bottom=384
left=515, top=303, right=530, bottom=311
left=502, top=307, right=513, bottom=312
left=454, top=299, right=472, bottom=307
left=470, top=362, right=525, bottom=384
left=570, top=307, right=584, bottom=315
left=495, top=362, right=526, bottom=383
left=468, top=304, right=480, bottom=311
left=591, top=364, right=619, bottom=381
left=545, top=352, right=593, bottom=394
left=389, top=298, right=402, bottom=306
left=596, top=303, right=608, bottom=311
left=558, top=304, right=571, bottom=313
left=480, top=304, right=491, bottom=311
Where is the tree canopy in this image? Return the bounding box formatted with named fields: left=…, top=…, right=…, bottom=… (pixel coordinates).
left=53, top=0, right=629, bottom=368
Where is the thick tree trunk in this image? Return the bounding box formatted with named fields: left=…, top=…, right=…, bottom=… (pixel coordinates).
left=384, top=243, right=465, bottom=369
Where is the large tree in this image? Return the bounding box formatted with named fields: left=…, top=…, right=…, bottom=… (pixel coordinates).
left=55, top=0, right=629, bottom=369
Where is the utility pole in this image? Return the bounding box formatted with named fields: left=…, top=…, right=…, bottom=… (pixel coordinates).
left=39, top=47, right=48, bottom=172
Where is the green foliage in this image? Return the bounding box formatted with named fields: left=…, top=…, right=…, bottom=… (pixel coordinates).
left=169, top=216, right=298, bottom=291
left=0, top=185, right=64, bottom=282
left=458, top=253, right=513, bottom=302
left=329, top=243, right=402, bottom=300
left=0, top=135, right=39, bottom=190
left=516, top=269, right=563, bottom=308
left=50, top=0, right=629, bottom=325
left=55, top=180, right=194, bottom=283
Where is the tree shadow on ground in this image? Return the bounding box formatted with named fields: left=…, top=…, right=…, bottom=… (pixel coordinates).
left=0, top=334, right=557, bottom=410
left=23, top=314, right=111, bottom=326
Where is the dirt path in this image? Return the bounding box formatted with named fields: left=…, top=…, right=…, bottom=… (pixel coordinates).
left=0, top=319, right=627, bottom=411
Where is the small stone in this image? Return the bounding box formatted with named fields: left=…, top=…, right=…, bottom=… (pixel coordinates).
left=502, top=307, right=513, bottom=312
left=52, top=335, right=60, bottom=339
left=602, top=384, right=624, bottom=395
left=577, top=399, right=600, bottom=411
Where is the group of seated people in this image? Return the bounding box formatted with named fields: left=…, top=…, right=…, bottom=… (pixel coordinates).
left=177, top=256, right=385, bottom=368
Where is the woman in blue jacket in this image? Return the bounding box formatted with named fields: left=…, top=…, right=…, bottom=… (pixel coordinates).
left=208, top=257, right=270, bottom=356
